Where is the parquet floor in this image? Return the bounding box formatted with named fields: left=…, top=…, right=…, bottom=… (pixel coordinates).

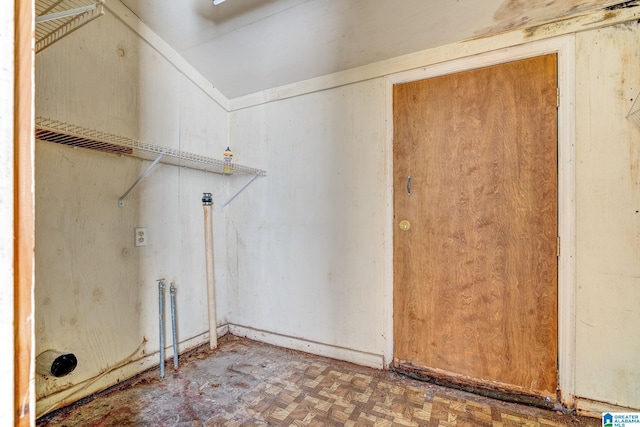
left=37, top=335, right=599, bottom=426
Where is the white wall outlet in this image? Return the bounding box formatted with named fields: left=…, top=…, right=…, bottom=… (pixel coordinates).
left=135, top=227, right=148, bottom=247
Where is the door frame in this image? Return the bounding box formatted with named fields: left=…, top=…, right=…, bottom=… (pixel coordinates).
left=383, top=35, right=576, bottom=407
left=14, top=0, right=36, bottom=424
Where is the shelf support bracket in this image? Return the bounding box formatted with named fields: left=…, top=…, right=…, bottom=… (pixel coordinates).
left=119, top=149, right=167, bottom=207
left=221, top=174, right=261, bottom=210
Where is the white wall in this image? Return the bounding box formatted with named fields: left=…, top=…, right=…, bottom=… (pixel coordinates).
left=228, top=79, right=389, bottom=366
left=228, top=22, right=640, bottom=413
left=0, top=1, right=15, bottom=423
left=575, top=22, right=640, bottom=411
left=32, top=2, right=640, bottom=418
left=35, top=10, right=231, bottom=416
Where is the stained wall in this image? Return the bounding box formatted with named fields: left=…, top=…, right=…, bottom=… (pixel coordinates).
left=227, top=79, right=388, bottom=366
left=228, top=21, right=640, bottom=413
left=575, top=22, right=640, bottom=410
left=32, top=3, right=640, bottom=418
left=34, top=10, right=231, bottom=415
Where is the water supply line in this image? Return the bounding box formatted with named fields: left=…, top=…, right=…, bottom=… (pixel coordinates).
left=170, top=282, right=178, bottom=370
left=202, top=193, right=218, bottom=350
left=157, top=278, right=166, bottom=378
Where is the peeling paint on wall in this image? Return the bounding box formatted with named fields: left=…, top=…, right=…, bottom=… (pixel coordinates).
left=605, top=1, right=640, bottom=11
left=484, top=0, right=624, bottom=34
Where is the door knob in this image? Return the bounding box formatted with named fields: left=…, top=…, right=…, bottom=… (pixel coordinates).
left=399, top=220, right=411, bottom=231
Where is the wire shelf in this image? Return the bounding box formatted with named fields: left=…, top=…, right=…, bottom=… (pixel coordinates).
left=36, top=0, right=105, bottom=53
left=35, top=117, right=267, bottom=177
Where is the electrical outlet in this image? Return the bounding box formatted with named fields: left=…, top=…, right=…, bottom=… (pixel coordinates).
left=135, top=227, right=148, bottom=247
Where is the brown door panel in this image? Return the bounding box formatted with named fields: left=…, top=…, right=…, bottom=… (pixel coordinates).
left=393, top=54, right=558, bottom=399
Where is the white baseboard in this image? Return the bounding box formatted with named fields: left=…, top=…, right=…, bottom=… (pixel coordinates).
left=228, top=324, right=384, bottom=369
left=575, top=396, right=640, bottom=419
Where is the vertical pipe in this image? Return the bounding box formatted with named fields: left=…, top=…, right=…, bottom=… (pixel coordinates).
left=170, top=282, right=178, bottom=370
left=158, top=279, right=165, bottom=378
left=202, top=193, right=218, bottom=350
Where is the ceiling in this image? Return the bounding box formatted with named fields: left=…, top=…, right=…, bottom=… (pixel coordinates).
left=118, top=0, right=621, bottom=99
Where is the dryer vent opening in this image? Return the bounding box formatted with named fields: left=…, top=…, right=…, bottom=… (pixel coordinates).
left=36, top=350, right=78, bottom=378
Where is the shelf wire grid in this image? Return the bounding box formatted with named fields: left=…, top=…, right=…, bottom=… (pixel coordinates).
left=35, top=117, right=266, bottom=176
left=36, top=0, right=104, bottom=53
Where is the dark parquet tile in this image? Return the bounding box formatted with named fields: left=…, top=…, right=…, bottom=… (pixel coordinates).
left=37, top=335, right=600, bottom=427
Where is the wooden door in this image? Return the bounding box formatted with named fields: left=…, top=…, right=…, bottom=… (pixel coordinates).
left=393, top=54, right=558, bottom=400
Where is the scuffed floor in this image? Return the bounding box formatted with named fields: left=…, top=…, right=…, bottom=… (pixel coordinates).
left=37, top=335, right=600, bottom=426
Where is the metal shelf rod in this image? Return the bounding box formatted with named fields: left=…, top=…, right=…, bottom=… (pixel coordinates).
left=36, top=4, right=97, bottom=23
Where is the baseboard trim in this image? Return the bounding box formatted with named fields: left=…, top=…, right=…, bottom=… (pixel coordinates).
left=575, top=396, right=639, bottom=419
left=37, top=324, right=637, bottom=421
left=228, top=324, right=384, bottom=369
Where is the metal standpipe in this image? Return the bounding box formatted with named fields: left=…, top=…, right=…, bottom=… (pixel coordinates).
left=157, top=278, right=166, bottom=378
left=170, top=282, right=178, bottom=370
